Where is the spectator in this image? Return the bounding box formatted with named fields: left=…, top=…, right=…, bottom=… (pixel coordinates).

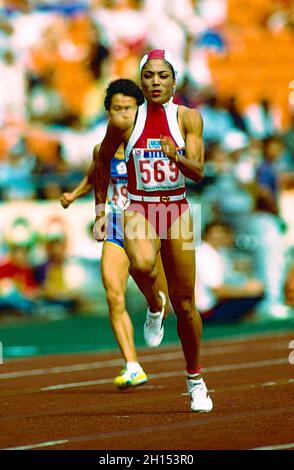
left=225, top=96, right=247, bottom=133
left=186, top=0, right=227, bottom=88
left=33, top=141, right=69, bottom=200
left=203, top=133, right=291, bottom=320
left=194, top=0, right=227, bottom=29
left=27, top=72, right=75, bottom=126
left=256, top=135, right=293, bottom=203
left=173, top=76, right=202, bottom=108
left=198, top=93, right=235, bottom=144
left=282, top=112, right=294, bottom=156
left=6, top=0, right=55, bottom=59
left=0, top=48, right=26, bottom=126
left=244, top=188, right=291, bottom=320
left=196, top=221, right=264, bottom=324
left=279, top=117, right=294, bottom=190
left=0, top=218, right=38, bottom=315
left=92, top=0, right=147, bottom=80
left=143, top=0, right=207, bottom=86
left=223, top=131, right=258, bottom=186
left=244, top=98, right=282, bottom=140
left=86, top=22, right=109, bottom=81
left=34, top=221, right=89, bottom=314
left=257, top=136, right=280, bottom=198
left=266, top=0, right=294, bottom=32
left=0, top=137, right=36, bottom=201
left=202, top=130, right=255, bottom=232
left=284, top=262, right=294, bottom=308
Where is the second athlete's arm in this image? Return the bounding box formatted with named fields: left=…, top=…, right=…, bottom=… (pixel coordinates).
left=60, top=145, right=100, bottom=208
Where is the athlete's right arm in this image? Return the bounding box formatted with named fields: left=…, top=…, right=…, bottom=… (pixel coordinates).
left=93, top=122, right=126, bottom=241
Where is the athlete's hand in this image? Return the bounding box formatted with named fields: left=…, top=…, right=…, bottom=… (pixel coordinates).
left=93, top=213, right=107, bottom=242
left=60, top=192, right=74, bottom=209
left=160, top=135, right=178, bottom=163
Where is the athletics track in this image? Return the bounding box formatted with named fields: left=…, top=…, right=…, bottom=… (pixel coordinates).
left=0, top=317, right=293, bottom=451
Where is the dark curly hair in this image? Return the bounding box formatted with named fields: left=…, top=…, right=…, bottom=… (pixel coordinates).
left=104, top=79, right=144, bottom=111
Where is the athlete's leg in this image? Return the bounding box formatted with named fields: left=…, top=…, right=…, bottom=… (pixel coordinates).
left=123, top=210, right=163, bottom=313
left=161, top=208, right=212, bottom=411
left=101, top=241, right=138, bottom=363
left=160, top=207, right=202, bottom=372
left=155, top=252, right=169, bottom=319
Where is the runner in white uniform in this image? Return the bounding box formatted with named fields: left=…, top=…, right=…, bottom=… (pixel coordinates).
left=94, top=51, right=213, bottom=412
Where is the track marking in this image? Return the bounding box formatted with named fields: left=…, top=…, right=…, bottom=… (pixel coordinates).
left=251, top=442, right=294, bottom=450
left=41, top=357, right=290, bottom=391
left=0, top=358, right=124, bottom=380
left=0, top=357, right=290, bottom=397
left=5, top=439, right=69, bottom=450
left=181, top=377, right=294, bottom=395
left=0, top=341, right=290, bottom=380
left=205, top=357, right=289, bottom=372
left=4, top=406, right=294, bottom=450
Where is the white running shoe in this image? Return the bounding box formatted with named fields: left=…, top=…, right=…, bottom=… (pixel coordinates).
left=144, top=291, right=166, bottom=348
left=186, top=377, right=213, bottom=413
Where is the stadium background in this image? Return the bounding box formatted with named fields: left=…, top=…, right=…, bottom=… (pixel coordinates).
left=0, top=0, right=293, bottom=359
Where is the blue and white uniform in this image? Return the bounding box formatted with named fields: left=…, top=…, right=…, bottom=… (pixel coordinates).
left=106, top=146, right=128, bottom=248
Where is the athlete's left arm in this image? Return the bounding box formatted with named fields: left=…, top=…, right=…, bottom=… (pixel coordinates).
left=178, top=108, right=204, bottom=182
left=161, top=108, right=204, bottom=182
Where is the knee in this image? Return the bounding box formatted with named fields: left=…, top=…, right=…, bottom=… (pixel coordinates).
left=130, top=255, right=156, bottom=278
left=173, top=296, right=195, bottom=319
left=106, top=287, right=125, bottom=312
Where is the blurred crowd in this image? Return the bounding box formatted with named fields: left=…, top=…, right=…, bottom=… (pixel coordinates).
left=0, top=0, right=294, bottom=322
left=0, top=216, right=101, bottom=318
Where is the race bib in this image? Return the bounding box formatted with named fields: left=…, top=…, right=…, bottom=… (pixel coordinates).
left=132, top=148, right=185, bottom=192
left=108, top=179, right=128, bottom=210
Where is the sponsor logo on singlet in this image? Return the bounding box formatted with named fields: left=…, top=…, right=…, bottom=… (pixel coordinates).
left=147, top=138, right=161, bottom=150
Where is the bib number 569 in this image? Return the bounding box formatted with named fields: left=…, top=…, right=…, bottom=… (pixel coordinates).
left=139, top=159, right=179, bottom=184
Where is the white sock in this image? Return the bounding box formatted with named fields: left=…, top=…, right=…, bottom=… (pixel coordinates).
left=126, top=361, right=142, bottom=373
left=148, top=310, right=163, bottom=317
left=187, top=373, right=202, bottom=380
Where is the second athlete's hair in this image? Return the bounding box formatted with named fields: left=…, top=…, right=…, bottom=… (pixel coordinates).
left=104, top=79, right=144, bottom=111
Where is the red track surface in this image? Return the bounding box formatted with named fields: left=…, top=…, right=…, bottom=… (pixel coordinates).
left=0, top=331, right=293, bottom=450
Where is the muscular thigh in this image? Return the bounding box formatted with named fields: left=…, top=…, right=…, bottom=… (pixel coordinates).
left=161, top=208, right=196, bottom=297
left=123, top=210, right=160, bottom=265
left=101, top=241, right=130, bottom=292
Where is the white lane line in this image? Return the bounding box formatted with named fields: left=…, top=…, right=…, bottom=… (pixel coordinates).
left=41, top=357, right=289, bottom=392
left=205, top=357, right=288, bottom=373
left=6, top=405, right=294, bottom=450
left=3, top=378, right=293, bottom=450
left=203, top=330, right=294, bottom=345
left=0, top=341, right=289, bottom=380
left=181, top=377, right=294, bottom=395
left=4, top=439, right=69, bottom=450
left=42, top=378, right=113, bottom=390
left=0, top=358, right=124, bottom=380
left=251, top=442, right=294, bottom=450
